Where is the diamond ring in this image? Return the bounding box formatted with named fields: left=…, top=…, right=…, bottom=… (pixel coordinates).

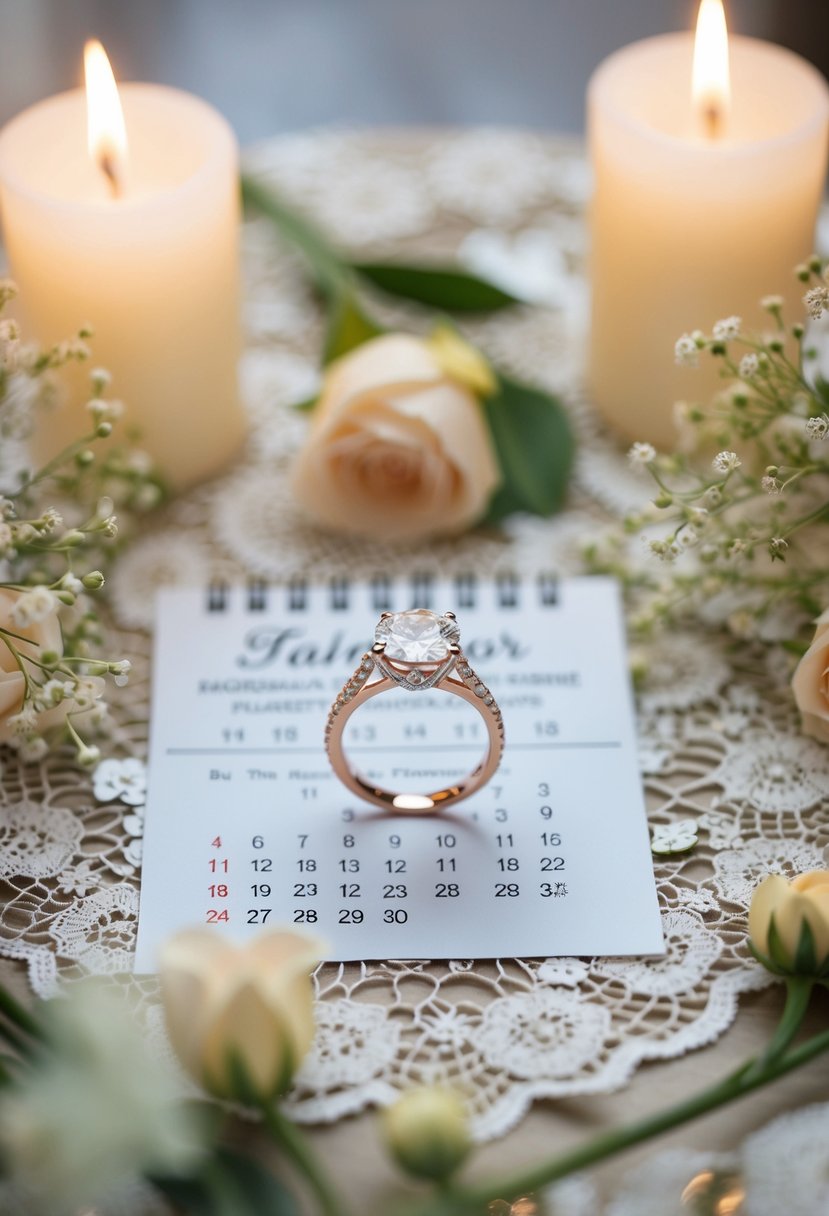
left=325, top=608, right=504, bottom=814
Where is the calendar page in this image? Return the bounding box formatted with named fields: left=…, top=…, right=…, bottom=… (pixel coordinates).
left=134, top=576, right=664, bottom=968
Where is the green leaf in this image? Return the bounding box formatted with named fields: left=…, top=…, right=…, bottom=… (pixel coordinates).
left=292, top=395, right=319, bottom=413
left=481, top=375, right=574, bottom=523
left=352, top=261, right=519, bottom=312
left=323, top=293, right=384, bottom=365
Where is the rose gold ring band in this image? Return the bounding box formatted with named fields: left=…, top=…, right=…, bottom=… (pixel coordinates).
left=325, top=610, right=504, bottom=815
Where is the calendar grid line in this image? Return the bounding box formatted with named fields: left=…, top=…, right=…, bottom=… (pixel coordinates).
left=164, top=741, right=624, bottom=755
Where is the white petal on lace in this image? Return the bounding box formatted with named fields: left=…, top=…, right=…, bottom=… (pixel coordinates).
left=741, top=1101, right=829, bottom=1216
left=92, top=758, right=147, bottom=806
left=713, top=839, right=827, bottom=907
left=477, top=990, right=611, bottom=1078
left=596, top=911, right=722, bottom=996
left=0, top=803, right=82, bottom=879
left=714, top=731, right=829, bottom=812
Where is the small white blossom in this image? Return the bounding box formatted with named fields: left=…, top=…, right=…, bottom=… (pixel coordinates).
left=93, top=757, right=147, bottom=806
left=60, top=573, right=83, bottom=596
left=712, top=450, right=741, bottom=475
left=628, top=442, right=657, bottom=466
left=39, top=507, right=63, bottom=533
left=101, top=515, right=118, bottom=538
left=70, top=677, right=104, bottom=711
left=674, top=333, right=699, bottom=367
left=739, top=353, right=759, bottom=379
left=804, top=285, right=829, bottom=319
left=728, top=538, right=748, bottom=559
left=10, top=586, right=58, bottom=628
left=5, top=707, right=37, bottom=738
left=704, top=486, right=722, bottom=508
left=761, top=294, right=784, bottom=311
left=678, top=529, right=699, bottom=548
left=111, top=659, right=132, bottom=687
left=805, top=413, right=829, bottom=440
left=769, top=536, right=788, bottom=557
left=18, top=736, right=48, bottom=763
left=688, top=507, right=709, bottom=530
left=76, top=743, right=101, bottom=768
left=34, top=679, right=72, bottom=709
left=647, top=538, right=680, bottom=563
left=712, top=315, right=741, bottom=341
left=761, top=475, right=781, bottom=494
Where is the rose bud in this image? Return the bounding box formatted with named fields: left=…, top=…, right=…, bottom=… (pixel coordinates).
left=159, top=928, right=325, bottom=1103
left=792, top=609, right=829, bottom=743
left=748, top=870, right=829, bottom=976
left=382, top=1086, right=471, bottom=1182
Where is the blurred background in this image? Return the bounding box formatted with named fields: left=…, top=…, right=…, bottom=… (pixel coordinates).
left=3, top=0, right=828, bottom=142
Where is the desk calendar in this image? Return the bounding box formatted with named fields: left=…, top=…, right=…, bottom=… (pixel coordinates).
left=134, top=576, right=664, bottom=968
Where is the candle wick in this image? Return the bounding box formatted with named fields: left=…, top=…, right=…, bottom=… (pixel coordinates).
left=702, top=101, right=723, bottom=140
left=98, top=151, right=123, bottom=199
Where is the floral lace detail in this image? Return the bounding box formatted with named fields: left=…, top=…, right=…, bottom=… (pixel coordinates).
left=1, top=130, right=828, bottom=1145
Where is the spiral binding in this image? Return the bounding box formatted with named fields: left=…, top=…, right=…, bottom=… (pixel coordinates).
left=205, top=574, right=559, bottom=613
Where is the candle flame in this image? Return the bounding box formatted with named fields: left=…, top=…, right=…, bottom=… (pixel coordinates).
left=84, top=39, right=128, bottom=197
left=692, top=0, right=730, bottom=138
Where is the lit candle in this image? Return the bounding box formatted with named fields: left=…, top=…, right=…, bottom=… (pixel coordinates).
left=0, top=42, right=246, bottom=490
left=587, top=2, right=829, bottom=449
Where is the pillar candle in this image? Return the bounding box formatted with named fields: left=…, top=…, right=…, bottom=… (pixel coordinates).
left=0, top=73, right=246, bottom=490
left=588, top=31, right=829, bottom=449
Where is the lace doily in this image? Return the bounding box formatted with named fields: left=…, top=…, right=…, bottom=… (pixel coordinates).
left=1, top=128, right=826, bottom=1143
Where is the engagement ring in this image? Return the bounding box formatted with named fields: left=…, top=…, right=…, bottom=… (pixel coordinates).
left=325, top=609, right=504, bottom=814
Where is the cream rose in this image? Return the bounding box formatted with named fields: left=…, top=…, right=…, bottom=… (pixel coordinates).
left=159, top=928, right=325, bottom=1102
left=749, top=870, right=829, bottom=975
left=792, top=609, right=829, bottom=742
left=0, top=587, right=62, bottom=743
left=290, top=333, right=501, bottom=541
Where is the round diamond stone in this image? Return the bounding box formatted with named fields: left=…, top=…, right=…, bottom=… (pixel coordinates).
left=376, top=609, right=458, bottom=663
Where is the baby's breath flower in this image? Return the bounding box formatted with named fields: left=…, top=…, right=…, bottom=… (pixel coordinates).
left=647, top=538, right=679, bottom=563
left=761, top=475, right=781, bottom=495
left=704, top=486, right=723, bottom=508
left=19, top=736, right=49, bottom=764
left=761, top=294, right=784, bottom=312
left=674, top=333, right=699, bottom=368
left=739, top=353, right=759, bottom=379
left=769, top=536, right=788, bottom=559
left=10, top=586, right=58, bottom=628
left=628, top=441, right=657, bottom=466
left=111, top=659, right=132, bottom=687
left=76, top=743, right=102, bottom=768
left=712, top=450, right=741, bottom=474
left=803, top=286, right=829, bottom=319
left=805, top=413, right=829, bottom=440
left=688, top=507, right=709, bottom=530
left=0, top=278, right=18, bottom=307
left=712, top=315, right=741, bottom=341
left=728, top=538, right=748, bottom=559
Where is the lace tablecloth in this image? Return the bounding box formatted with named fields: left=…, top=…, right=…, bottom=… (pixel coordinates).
left=1, top=128, right=826, bottom=1144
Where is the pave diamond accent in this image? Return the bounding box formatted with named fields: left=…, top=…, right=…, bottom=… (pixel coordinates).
left=375, top=609, right=460, bottom=664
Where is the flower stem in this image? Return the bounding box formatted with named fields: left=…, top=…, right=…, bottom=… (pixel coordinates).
left=405, top=1025, right=829, bottom=1216
left=261, top=1101, right=347, bottom=1216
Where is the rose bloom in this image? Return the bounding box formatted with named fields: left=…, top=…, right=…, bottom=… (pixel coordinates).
left=749, top=869, right=829, bottom=974
left=159, top=928, right=325, bottom=1103
left=792, top=608, right=829, bottom=742
left=0, top=587, right=62, bottom=743
left=291, top=334, right=501, bottom=541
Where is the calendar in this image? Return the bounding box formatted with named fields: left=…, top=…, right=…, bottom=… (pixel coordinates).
left=134, top=576, right=664, bottom=968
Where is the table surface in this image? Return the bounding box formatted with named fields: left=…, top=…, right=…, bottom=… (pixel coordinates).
left=2, top=128, right=827, bottom=1212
